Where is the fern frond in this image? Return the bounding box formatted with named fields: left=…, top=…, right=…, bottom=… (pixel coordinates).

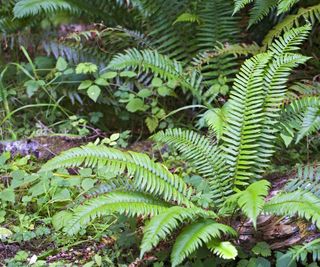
left=284, top=164, right=320, bottom=197
left=214, top=43, right=261, bottom=57
left=248, top=0, right=277, bottom=27
left=107, top=48, right=202, bottom=101
left=263, top=4, right=320, bottom=46
left=264, top=190, right=320, bottom=229
left=207, top=240, right=238, bottom=260
left=41, top=144, right=193, bottom=206
left=226, top=180, right=270, bottom=228
left=222, top=26, right=310, bottom=188
left=296, top=107, right=320, bottom=142
left=152, top=128, right=232, bottom=205
left=140, top=206, right=216, bottom=257
left=281, top=238, right=320, bottom=264
left=280, top=96, right=320, bottom=143
left=64, top=191, right=170, bottom=235
left=233, top=0, right=254, bottom=13
left=278, top=0, right=300, bottom=15
left=14, top=0, right=79, bottom=18
left=171, top=219, right=237, bottom=266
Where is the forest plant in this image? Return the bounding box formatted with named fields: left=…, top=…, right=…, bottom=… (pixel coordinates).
left=40, top=25, right=320, bottom=266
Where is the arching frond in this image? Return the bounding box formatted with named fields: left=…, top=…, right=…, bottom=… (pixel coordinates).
left=207, top=240, right=238, bottom=260
left=107, top=48, right=202, bottom=101
left=140, top=206, right=216, bottom=257
left=248, top=0, right=277, bottom=27
left=41, top=144, right=193, bottom=206
left=64, top=191, right=170, bottom=235
left=264, top=191, right=320, bottom=229
left=284, top=164, right=320, bottom=197
left=263, top=4, right=320, bottom=46
left=171, top=219, right=237, bottom=266
left=226, top=180, right=270, bottom=228
left=152, top=128, right=232, bottom=206
left=233, top=0, right=254, bottom=13
left=14, top=0, right=79, bottom=18
left=278, top=0, right=300, bottom=15
left=221, top=25, right=310, bottom=188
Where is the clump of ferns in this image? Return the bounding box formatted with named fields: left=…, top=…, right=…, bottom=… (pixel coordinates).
left=41, top=25, right=320, bottom=266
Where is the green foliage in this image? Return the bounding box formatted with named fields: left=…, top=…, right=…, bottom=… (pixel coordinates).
left=264, top=190, right=320, bottom=229
left=13, top=0, right=79, bottom=18
left=284, top=164, right=320, bottom=197
left=170, top=220, right=237, bottom=266
left=227, top=180, right=270, bottom=228
left=41, top=145, right=193, bottom=206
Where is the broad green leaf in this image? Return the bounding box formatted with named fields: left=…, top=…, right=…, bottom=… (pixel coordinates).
left=95, top=78, right=108, bottom=86
left=126, top=98, right=145, bottom=112
left=81, top=178, right=96, bottom=191
left=157, top=86, right=171, bottom=96
left=52, top=188, right=71, bottom=202
left=138, top=89, right=152, bottom=98
left=146, top=116, right=159, bottom=133
left=120, top=71, right=136, bottom=78
left=56, top=57, right=68, bottom=71
left=78, top=80, right=93, bottom=90
left=152, top=77, right=163, bottom=87
left=87, top=85, right=101, bottom=102
left=0, top=188, right=15, bottom=203
left=52, top=211, right=73, bottom=231
left=0, top=227, right=13, bottom=239
left=101, top=71, right=117, bottom=79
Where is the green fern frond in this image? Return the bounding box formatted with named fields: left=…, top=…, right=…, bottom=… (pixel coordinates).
left=296, top=107, right=320, bottom=142
left=64, top=191, right=170, bottom=235
left=264, top=190, right=320, bottom=229
left=107, top=48, right=202, bottom=101
left=281, top=238, right=320, bottom=264
left=226, top=180, right=270, bottom=228
left=202, top=105, right=230, bottom=140
left=248, top=0, right=277, bottom=27
left=171, top=219, right=237, bottom=266
left=284, top=164, right=320, bottom=197
left=152, top=128, right=223, bottom=179
left=140, top=206, right=216, bottom=257
left=222, top=25, right=310, bottom=188
left=263, top=4, right=320, bottom=46
left=14, top=0, right=79, bottom=18
left=41, top=144, right=193, bottom=206
left=280, top=96, right=320, bottom=143
left=173, top=13, right=201, bottom=25
left=233, top=0, right=254, bottom=13
left=277, top=0, right=300, bottom=15
left=152, top=128, right=232, bottom=205
left=207, top=240, right=238, bottom=260
left=214, top=43, right=261, bottom=57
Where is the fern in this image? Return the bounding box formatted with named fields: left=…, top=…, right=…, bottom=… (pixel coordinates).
left=64, top=191, right=170, bottom=235
left=263, top=4, right=320, bottom=46
left=284, top=164, right=320, bottom=197
left=14, top=0, right=79, bottom=18
left=41, top=144, right=193, bottom=206
left=248, top=0, right=278, bottom=27
left=140, top=206, right=216, bottom=257
left=152, top=128, right=232, bottom=206
left=226, top=180, right=270, bottom=228
left=221, top=25, right=310, bottom=188
left=264, top=190, right=320, bottom=229
left=171, top=219, right=237, bottom=266
left=280, top=96, right=320, bottom=143
left=107, top=48, right=202, bottom=101
left=207, top=240, right=238, bottom=260
left=277, top=0, right=300, bottom=14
